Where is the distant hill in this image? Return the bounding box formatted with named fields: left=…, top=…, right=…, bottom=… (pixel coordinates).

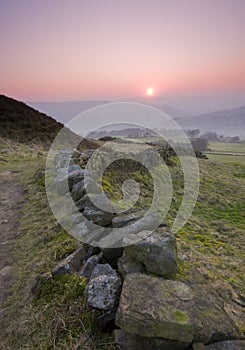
left=0, top=95, right=64, bottom=147
left=176, top=106, right=245, bottom=138
left=28, top=100, right=110, bottom=124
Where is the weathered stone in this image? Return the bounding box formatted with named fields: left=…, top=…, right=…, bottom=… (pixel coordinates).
left=84, top=176, right=102, bottom=194
left=73, top=220, right=106, bottom=244
left=117, top=252, right=145, bottom=278
left=56, top=168, right=84, bottom=195
left=85, top=264, right=121, bottom=311
left=116, top=274, right=240, bottom=345
left=75, top=194, right=89, bottom=211
left=83, top=202, right=113, bottom=226
left=116, top=274, right=194, bottom=343
left=90, top=263, right=117, bottom=279
left=71, top=180, right=85, bottom=202
left=205, top=340, right=245, bottom=350
left=193, top=343, right=205, bottom=350
left=192, top=285, right=241, bottom=343
left=124, top=229, right=177, bottom=277
left=52, top=246, right=85, bottom=275
left=0, top=265, right=11, bottom=277
left=112, top=212, right=143, bottom=228
left=80, top=254, right=101, bottom=279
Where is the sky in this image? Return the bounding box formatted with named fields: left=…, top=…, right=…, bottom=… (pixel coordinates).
left=0, top=0, right=245, bottom=101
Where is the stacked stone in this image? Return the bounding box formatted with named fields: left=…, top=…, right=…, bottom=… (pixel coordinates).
left=51, top=149, right=243, bottom=350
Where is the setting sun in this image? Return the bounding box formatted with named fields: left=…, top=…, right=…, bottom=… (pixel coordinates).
left=146, top=87, right=154, bottom=96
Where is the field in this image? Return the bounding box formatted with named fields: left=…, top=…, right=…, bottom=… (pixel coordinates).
left=205, top=141, right=245, bottom=166
left=0, top=139, right=245, bottom=349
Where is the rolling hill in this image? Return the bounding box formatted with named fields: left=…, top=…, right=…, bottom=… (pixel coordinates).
left=176, top=106, right=245, bottom=138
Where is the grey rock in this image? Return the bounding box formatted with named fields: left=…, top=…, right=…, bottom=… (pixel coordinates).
left=84, top=177, right=102, bottom=194
left=124, top=228, right=177, bottom=277
left=71, top=180, right=85, bottom=202
left=56, top=168, right=84, bottom=195
left=91, top=263, right=117, bottom=279
left=85, top=264, right=121, bottom=310
left=80, top=254, right=101, bottom=279
left=83, top=201, right=113, bottom=226
left=86, top=274, right=121, bottom=310
left=112, top=212, right=143, bottom=228
left=73, top=220, right=106, bottom=244
left=52, top=246, right=85, bottom=275
left=117, top=252, right=145, bottom=278
left=0, top=266, right=11, bottom=277
left=75, top=194, right=89, bottom=211
left=205, top=340, right=245, bottom=350
left=116, top=274, right=240, bottom=344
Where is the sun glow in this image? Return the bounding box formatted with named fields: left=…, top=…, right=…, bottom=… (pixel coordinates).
left=146, top=87, right=154, bottom=96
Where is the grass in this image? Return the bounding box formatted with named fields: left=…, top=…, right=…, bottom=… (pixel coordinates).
left=209, top=141, right=245, bottom=154
left=206, top=141, right=245, bottom=166
left=207, top=153, right=245, bottom=165
left=1, top=136, right=245, bottom=346
left=0, top=150, right=116, bottom=349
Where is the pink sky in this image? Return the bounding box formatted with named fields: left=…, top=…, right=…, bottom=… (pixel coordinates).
left=0, top=0, right=245, bottom=101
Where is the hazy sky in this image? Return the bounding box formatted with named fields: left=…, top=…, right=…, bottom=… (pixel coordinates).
left=1, top=0, right=245, bottom=101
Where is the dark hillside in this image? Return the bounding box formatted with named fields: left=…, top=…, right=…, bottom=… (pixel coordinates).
left=0, top=95, right=63, bottom=147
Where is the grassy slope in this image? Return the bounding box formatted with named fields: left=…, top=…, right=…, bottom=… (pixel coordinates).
left=103, top=156, right=245, bottom=335
left=0, top=123, right=244, bottom=346
left=0, top=144, right=116, bottom=350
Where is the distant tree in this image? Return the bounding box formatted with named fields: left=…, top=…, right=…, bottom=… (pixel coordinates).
left=191, top=138, right=208, bottom=152
left=230, top=136, right=240, bottom=143
left=201, top=131, right=220, bottom=142
left=186, top=129, right=200, bottom=138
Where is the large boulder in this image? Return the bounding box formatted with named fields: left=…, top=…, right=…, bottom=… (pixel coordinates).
left=85, top=263, right=121, bottom=311
left=116, top=274, right=240, bottom=345
left=124, top=228, right=177, bottom=277
left=205, top=340, right=245, bottom=350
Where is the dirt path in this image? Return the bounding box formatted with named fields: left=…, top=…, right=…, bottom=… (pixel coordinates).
left=0, top=170, right=24, bottom=313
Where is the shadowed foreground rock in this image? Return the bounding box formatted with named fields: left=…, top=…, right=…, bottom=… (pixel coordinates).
left=116, top=274, right=241, bottom=348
